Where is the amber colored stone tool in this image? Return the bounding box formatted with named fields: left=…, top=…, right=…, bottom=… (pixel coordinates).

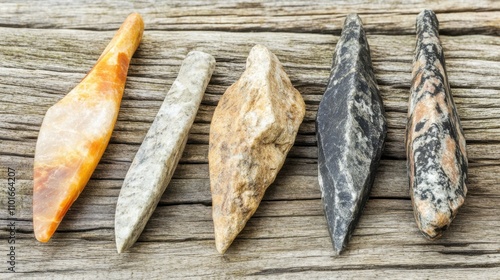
left=33, top=13, right=144, bottom=242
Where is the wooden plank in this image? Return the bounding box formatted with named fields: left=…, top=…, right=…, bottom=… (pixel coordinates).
left=0, top=0, right=498, bottom=35
left=1, top=198, right=499, bottom=277
left=1, top=0, right=500, bottom=277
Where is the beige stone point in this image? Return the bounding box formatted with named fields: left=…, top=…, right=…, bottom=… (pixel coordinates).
left=209, top=44, right=306, bottom=254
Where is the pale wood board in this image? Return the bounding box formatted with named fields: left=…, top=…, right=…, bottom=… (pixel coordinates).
left=0, top=0, right=499, bottom=278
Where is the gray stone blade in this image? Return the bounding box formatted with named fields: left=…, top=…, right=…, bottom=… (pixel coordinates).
left=114, top=51, right=215, bottom=253
left=316, top=14, right=387, bottom=255
left=406, top=10, right=467, bottom=239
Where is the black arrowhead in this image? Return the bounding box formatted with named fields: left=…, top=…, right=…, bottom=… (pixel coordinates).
left=406, top=10, right=467, bottom=239
left=316, top=14, right=387, bottom=255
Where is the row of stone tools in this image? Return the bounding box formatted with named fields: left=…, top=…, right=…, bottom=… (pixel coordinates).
left=317, top=10, right=467, bottom=255
left=32, top=9, right=467, bottom=256
left=31, top=11, right=305, bottom=254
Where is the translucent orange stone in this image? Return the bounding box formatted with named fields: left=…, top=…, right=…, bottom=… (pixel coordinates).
left=33, top=13, right=144, bottom=242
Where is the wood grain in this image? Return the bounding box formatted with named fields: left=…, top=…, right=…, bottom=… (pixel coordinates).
left=0, top=0, right=499, bottom=278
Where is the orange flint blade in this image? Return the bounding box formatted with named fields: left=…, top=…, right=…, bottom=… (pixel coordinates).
left=33, top=13, right=144, bottom=242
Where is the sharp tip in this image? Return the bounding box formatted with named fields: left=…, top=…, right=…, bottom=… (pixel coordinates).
left=346, top=13, right=361, bottom=20
left=114, top=207, right=143, bottom=254
left=115, top=235, right=126, bottom=253
left=327, top=223, right=350, bottom=255
left=35, top=234, right=50, bottom=243
left=33, top=221, right=55, bottom=243
left=216, top=247, right=226, bottom=255
left=212, top=209, right=249, bottom=255
left=344, top=13, right=363, bottom=25
left=114, top=223, right=133, bottom=254
left=215, top=238, right=230, bottom=254
left=332, top=243, right=345, bottom=256
left=115, top=237, right=130, bottom=254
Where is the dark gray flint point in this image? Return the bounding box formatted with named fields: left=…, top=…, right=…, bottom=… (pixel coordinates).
left=316, top=14, right=387, bottom=255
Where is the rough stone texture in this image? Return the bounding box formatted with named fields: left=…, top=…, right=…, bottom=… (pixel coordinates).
left=32, top=13, right=144, bottom=243
left=316, top=14, right=387, bottom=255
left=209, top=44, right=305, bottom=254
left=114, top=51, right=215, bottom=253
left=406, top=10, right=468, bottom=239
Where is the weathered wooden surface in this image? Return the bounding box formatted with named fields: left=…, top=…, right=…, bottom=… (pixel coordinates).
left=1, top=0, right=500, bottom=278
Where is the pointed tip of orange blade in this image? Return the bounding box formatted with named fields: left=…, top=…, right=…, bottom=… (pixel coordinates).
left=32, top=196, right=70, bottom=243
left=32, top=158, right=94, bottom=244
left=33, top=162, right=82, bottom=243
left=34, top=222, right=57, bottom=243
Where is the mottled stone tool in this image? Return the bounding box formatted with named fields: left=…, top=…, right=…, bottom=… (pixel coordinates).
left=406, top=10, right=467, bottom=239
left=316, top=14, right=387, bottom=255
left=32, top=13, right=144, bottom=243
left=209, top=44, right=305, bottom=254
left=115, top=51, right=215, bottom=253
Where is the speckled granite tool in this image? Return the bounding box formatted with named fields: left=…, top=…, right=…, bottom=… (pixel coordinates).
left=115, top=51, right=215, bottom=253
left=316, top=14, right=387, bottom=255
left=406, top=10, right=467, bottom=239
left=209, top=44, right=305, bottom=254
left=33, top=13, right=144, bottom=243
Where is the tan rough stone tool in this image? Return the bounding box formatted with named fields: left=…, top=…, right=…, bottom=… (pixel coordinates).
left=209, top=44, right=305, bottom=254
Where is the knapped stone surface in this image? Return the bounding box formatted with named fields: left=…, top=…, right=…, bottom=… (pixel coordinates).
left=209, top=44, right=305, bottom=254
left=406, top=10, right=468, bottom=239
left=316, top=14, right=387, bottom=255
left=33, top=13, right=144, bottom=243
left=114, top=51, right=215, bottom=253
